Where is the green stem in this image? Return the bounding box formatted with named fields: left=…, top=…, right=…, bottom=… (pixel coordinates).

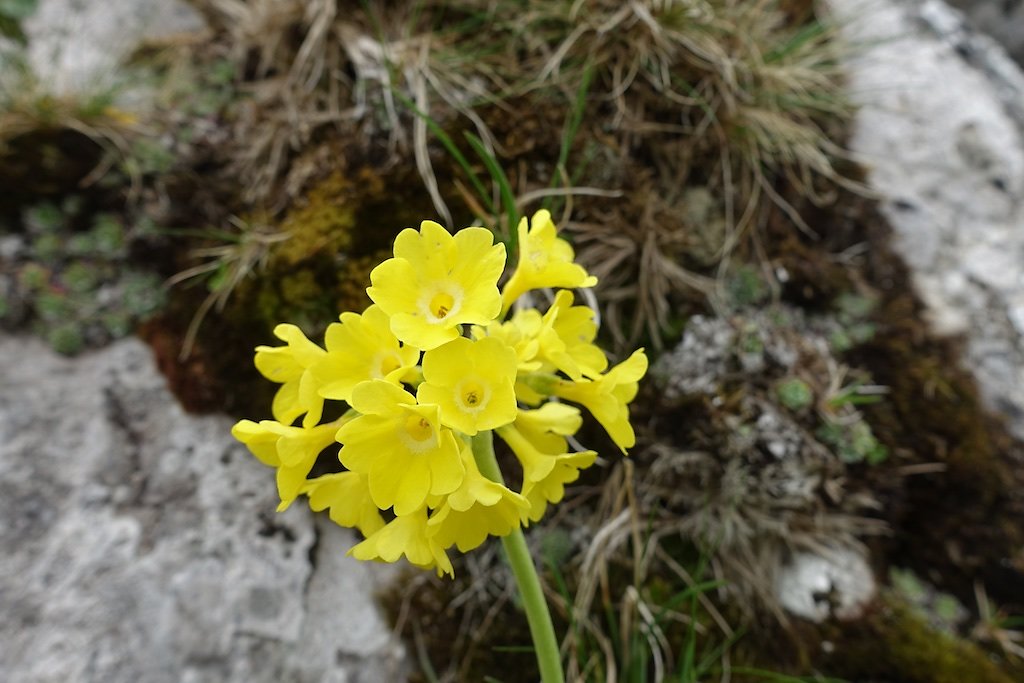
left=471, top=431, right=565, bottom=683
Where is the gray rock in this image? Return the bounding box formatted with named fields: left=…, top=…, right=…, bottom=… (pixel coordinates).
left=776, top=549, right=876, bottom=622
left=651, top=310, right=885, bottom=610
left=23, top=0, right=206, bottom=96
left=0, top=335, right=406, bottom=682
left=831, top=0, right=1024, bottom=440
left=946, top=0, right=1024, bottom=65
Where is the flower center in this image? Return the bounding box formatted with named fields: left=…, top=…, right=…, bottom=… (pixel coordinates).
left=404, top=414, right=434, bottom=442
left=457, top=378, right=490, bottom=413
left=420, top=285, right=463, bottom=324
left=375, top=352, right=402, bottom=378
left=429, top=292, right=455, bottom=319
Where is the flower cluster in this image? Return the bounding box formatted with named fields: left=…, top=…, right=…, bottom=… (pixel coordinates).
left=233, top=210, right=647, bottom=577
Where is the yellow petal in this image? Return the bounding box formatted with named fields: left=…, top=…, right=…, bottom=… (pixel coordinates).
left=367, top=257, right=419, bottom=319
left=349, top=379, right=416, bottom=417
left=304, top=472, right=386, bottom=537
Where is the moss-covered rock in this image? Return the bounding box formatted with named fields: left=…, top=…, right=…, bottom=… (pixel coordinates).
left=828, top=595, right=1018, bottom=683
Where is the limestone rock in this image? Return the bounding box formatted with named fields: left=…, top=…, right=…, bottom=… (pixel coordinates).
left=946, top=0, right=1024, bottom=65
left=0, top=335, right=406, bottom=682
left=22, top=0, right=206, bottom=96
left=830, top=0, right=1024, bottom=439
left=776, top=549, right=876, bottom=622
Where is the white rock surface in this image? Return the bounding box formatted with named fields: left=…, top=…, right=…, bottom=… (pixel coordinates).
left=23, top=0, right=206, bottom=95
left=0, top=336, right=406, bottom=682
left=947, top=0, right=1024, bottom=65
left=776, top=549, right=876, bottom=622
left=831, top=0, right=1024, bottom=439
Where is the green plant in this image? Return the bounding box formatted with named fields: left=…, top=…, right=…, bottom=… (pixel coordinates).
left=31, top=233, right=62, bottom=261
left=61, top=261, right=100, bottom=293
left=89, top=213, right=125, bottom=255
left=6, top=197, right=171, bottom=354
left=972, top=582, right=1024, bottom=660
left=17, top=262, right=49, bottom=290
left=816, top=420, right=887, bottom=465
left=728, top=265, right=770, bottom=308
left=777, top=378, right=813, bottom=411
left=46, top=321, right=84, bottom=355
left=829, top=293, right=878, bottom=352
left=166, top=216, right=291, bottom=356
left=120, top=271, right=165, bottom=317
left=24, top=202, right=63, bottom=233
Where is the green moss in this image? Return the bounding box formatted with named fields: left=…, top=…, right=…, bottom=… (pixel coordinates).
left=272, top=171, right=356, bottom=267
left=829, top=596, right=1017, bottom=683
left=889, top=568, right=967, bottom=634
left=168, top=161, right=441, bottom=418
left=335, top=251, right=385, bottom=314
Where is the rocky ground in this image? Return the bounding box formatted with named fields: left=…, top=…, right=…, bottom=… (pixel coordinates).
left=0, top=336, right=406, bottom=682
left=2, top=0, right=1024, bottom=680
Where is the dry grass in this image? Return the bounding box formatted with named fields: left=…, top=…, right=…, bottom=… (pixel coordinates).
left=0, top=54, right=143, bottom=191
left=564, top=181, right=718, bottom=351
left=165, top=215, right=289, bottom=357
left=185, top=1, right=851, bottom=207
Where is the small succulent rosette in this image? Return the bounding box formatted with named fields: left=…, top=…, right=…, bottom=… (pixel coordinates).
left=232, top=210, right=647, bottom=576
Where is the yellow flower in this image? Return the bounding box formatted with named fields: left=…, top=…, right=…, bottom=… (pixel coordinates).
left=350, top=508, right=454, bottom=578
left=302, top=472, right=385, bottom=538
left=473, top=309, right=544, bottom=373
left=309, top=305, right=420, bottom=402
left=254, top=324, right=326, bottom=427
left=497, top=406, right=596, bottom=524
left=534, top=290, right=607, bottom=381
left=417, top=336, right=519, bottom=435
left=426, top=441, right=530, bottom=552
left=231, top=419, right=339, bottom=510
left=473, top=310, right=550, bottom=405
left=337, top=380, right=464, bottom=515
left=501, top=209, right=597, bottom=312
left=514, top=401, right=584, bottom=448
left=553, top=349, right=648, bottom=452
left=368, top=221, right=506, bottom=350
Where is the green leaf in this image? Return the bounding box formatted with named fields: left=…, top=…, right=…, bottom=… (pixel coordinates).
left=464, top=131, right=519, bottom=254
left=391, top=91, right=493, bottom=213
